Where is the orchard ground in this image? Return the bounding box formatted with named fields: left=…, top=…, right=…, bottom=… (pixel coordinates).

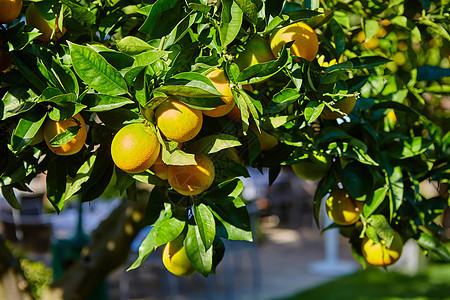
left=1, top=168, right=447, bottom=300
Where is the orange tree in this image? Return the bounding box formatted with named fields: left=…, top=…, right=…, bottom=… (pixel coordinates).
left=0, top=0, right=449, bottom=298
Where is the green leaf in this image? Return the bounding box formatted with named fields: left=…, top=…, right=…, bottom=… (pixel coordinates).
left=11, top=109, right=47, bottom=153
left=367, top=214, right=395, bottom=248
left=208, top=198, right=253, bottom=241
left=116, top=36, right=155, bottom=55
left=157, top=72, right=223, bottom=98
left=64, top=154, right=97, bottom=201
left=233, top=0, right=258, bottom=24
left=313, top=172, right=335, bottom=228
left=154, top=217, right=186, bottom=247
left=417, top=232, right=450, bottom=261
left=160, top=144, right=196, bottom=166
left=139, top=0, right=183, bottom=39
left=163, top=11, right=198, bottom=49
left=363, top=186, right=388, bottom=218
left=220, top=0, right=243, bottom=48
left=127, top=209, right=169, bottom=271
left=304, top=101, right=325, bottom=123
left=185, top=223, right=213, bottom=276
left=1, top=186, right=21, bottom=210
left=338, top=162, right=373, bottom=199
left=385, top=163, right=404, bottom=217
left=348, top=56, right=391, bottom=69
left=51, top=58, right=80, bottom=95
left=364, top=19, right=379, bottom=41
left=189, top=134, right=242, bottom=154
left=1, top=87, right=38, bottom=120
left=203, top=178, right=243, bottom=203
left=46, top=158, right=68, bottom=212
left=49, top=126, right=80, bottom=147
left=83, top=94, right=134, bottom=112
left=48, top=99, right=86, bottom=122
left=265, top=88, right=300, bottom=114
left=194, top=203, right=216, bottom=250
left=68, top=42, right=129, bottom=96
left=237, top=45, right=290, bottom=84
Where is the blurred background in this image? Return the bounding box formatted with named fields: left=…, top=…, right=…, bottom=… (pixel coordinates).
left=0, top=167, right=448, bottom=300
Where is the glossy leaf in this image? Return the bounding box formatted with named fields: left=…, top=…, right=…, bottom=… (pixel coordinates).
left=68, top=42, right=129, bottom=96
left=194, top=203, right=216, bottom=250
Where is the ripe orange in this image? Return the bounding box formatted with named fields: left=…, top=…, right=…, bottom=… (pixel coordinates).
left=43, top=113, right=87, bottom=156
left=362, top=231, right=403, bottom=267
left=203, top=69, right=236, bottom=118
left=270, top=22, right=318, bottom=62
left=325, top=189, right=363, bottom=225
left=155, top=98, right=203, bottom=143
left=235, top=35, right=274, bottom=70
left=167, top=153, right=215, bottom=196
left=0, top=0, right=22, bottom=24
left=26, top=4, right=66, bottom=42
left=111, top=123, right=160, bottom=174
left=321, top=96, right=356, bottom=120
left=291, top=151, right=331, bottom=181
left=150, top=152, right=168, bottom=180
left=162, top=235, right=196, bottom=277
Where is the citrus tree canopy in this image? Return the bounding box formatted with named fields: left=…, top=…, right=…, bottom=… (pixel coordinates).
left=0, top=0, right=449, bottom=292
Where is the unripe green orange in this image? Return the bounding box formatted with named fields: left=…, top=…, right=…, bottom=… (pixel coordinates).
left=270, top=22, right=318, bottom=62
left=292, top=152, right=331, bottom=181
left=235, top=35, right=274, bottom=70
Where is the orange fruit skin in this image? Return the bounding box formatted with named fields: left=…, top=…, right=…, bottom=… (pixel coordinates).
left=362, top=231, right=403, bottom=267
left=204, top=69, right=236, bottom=118
left=26, top=4, right=66, bottom=42
left=321, top=96, right=357, bottom=120
left=249, top=123, right=278, bottom=152
left=270, top=22, right=319, bottom=62
left=111, top=123, right=160, bottom=174
left=155, top=98, right=203, bottom=143
left=162, top=235, right=196, bottom=277
left=43, top=113, right=87, bottom=156
left=235, top=35, right=274, bottom=70
left=325, top=189, right=363, bottom=226
left=387, top=110, right=397, bottom=123
left=168, top=154, right=215, bottom=196
left=291, top=152, right=331, bottom=181
left=0, top=0, right=22, bottom=24
left=150, top=152, right=169, bottom=180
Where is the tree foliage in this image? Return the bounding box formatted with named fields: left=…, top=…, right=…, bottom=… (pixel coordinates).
left=0, top=0, right=449, bottom=280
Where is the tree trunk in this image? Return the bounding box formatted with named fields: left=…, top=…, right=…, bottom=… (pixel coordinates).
left=0, top=236, right=33, bottom=300
left=42, top=198, right=146, bottom=300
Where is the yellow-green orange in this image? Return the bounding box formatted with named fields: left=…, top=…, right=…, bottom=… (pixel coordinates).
left=270, top=22, right=318, bottom=62
left=0, top=0, right=22, bottom=24
left=111, top=123, right=160, bottom=173
left=43, top=113, right=87, bottom=156
left=204, top=69, right=236, bottom=117
left=250, top=124, right=278, bottom=152
left=162, top=235, right=196, bottom=277
left=321, top=97, right=357, bottom=120
left=168, top=154, right=215, bottom=196
left=362, top=231, right=403, bottom=267
left=155, top=98, right=203, bottom=143
left=26, top=4, right=66, bottom=42
left=292, top=152, right=331, bottom=181
left=325, top=189, right=363, bottom=226
left=235, top=35, right=274, bottom=70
